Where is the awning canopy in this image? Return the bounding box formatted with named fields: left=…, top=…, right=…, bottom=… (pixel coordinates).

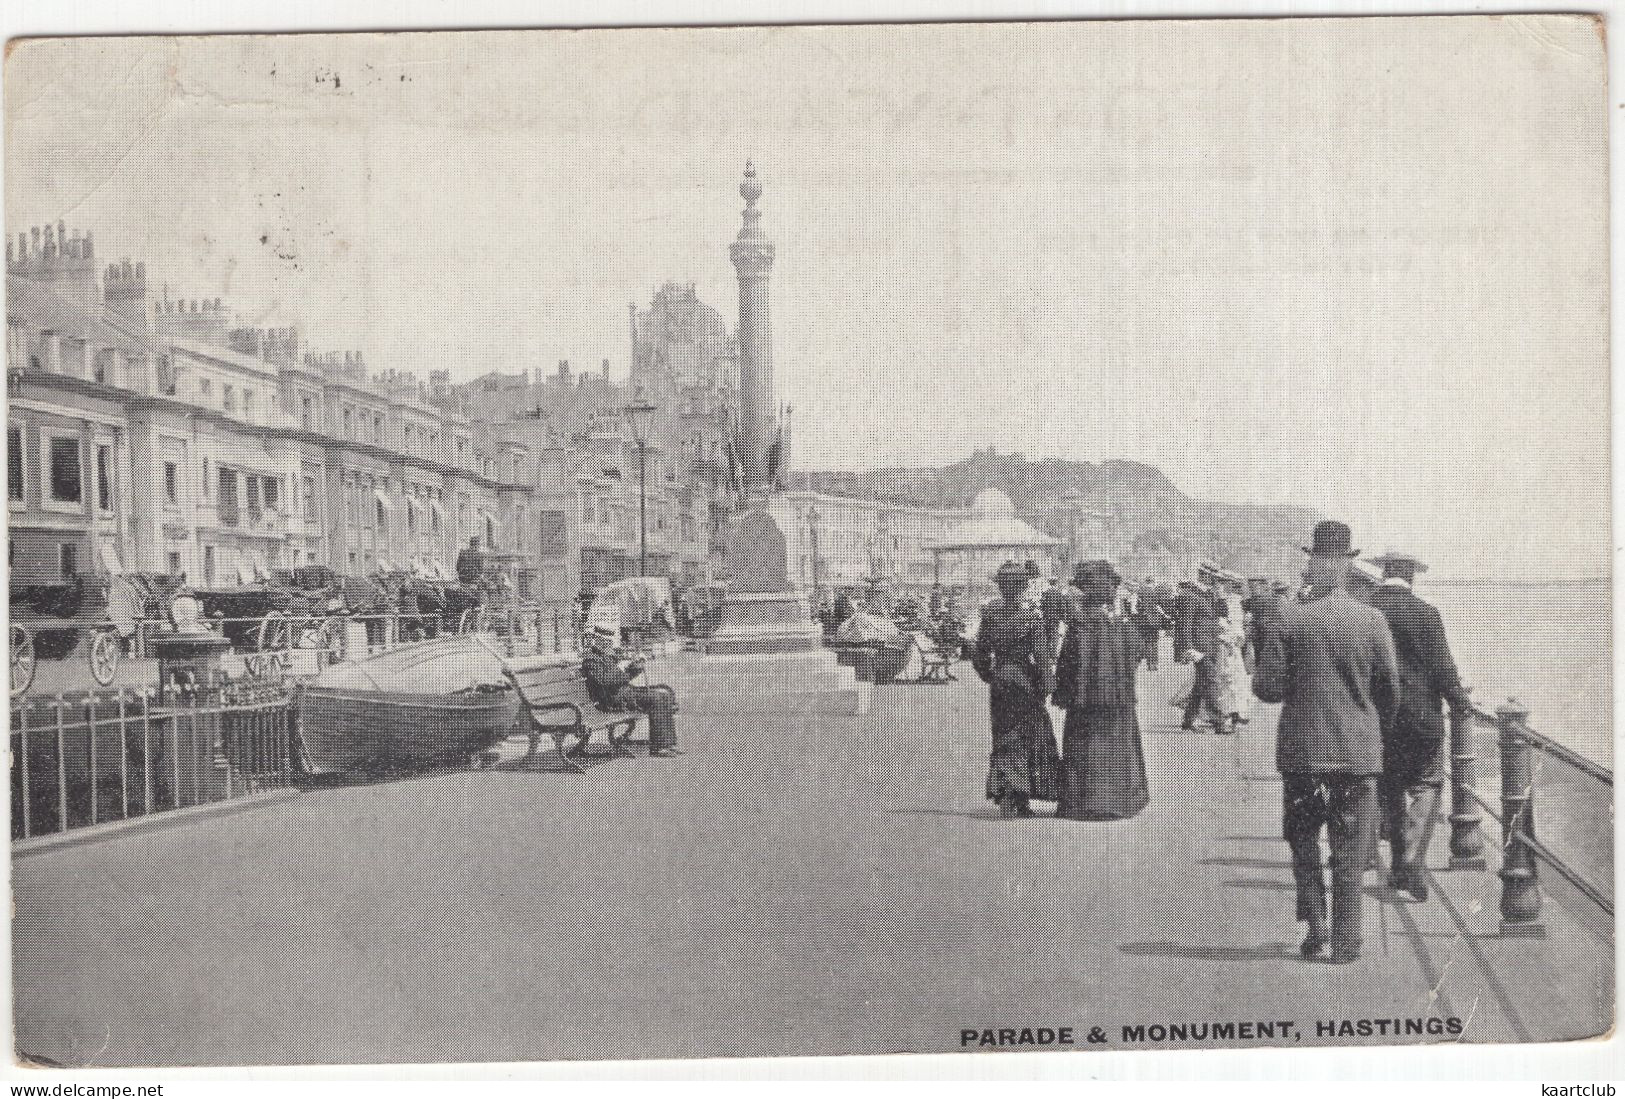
left=924, top=487, right=1059, bottom=552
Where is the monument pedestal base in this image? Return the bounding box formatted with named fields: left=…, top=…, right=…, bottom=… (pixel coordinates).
left=678, top=500, right=866, bottom=713
left=653, top=648, right=872, bottom=716
left=706, top=590, right=824, bottom=655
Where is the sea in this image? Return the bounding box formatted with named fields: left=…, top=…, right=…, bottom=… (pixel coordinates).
left=1424, top=580, right=1613, bottom=767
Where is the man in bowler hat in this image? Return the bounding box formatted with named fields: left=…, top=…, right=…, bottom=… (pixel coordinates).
left=1254, top=520, right=1398, bottom=963
left=1367, top=549, right=1467, bottom=902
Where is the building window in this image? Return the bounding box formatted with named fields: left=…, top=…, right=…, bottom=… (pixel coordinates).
left=94, top=444, right=113, bottom=512
left=373, top=413, right=383, bottom=443
left=199, top=378, right=212, bottom=398
left=59, top=543, right=78, bottom=579
left=164, top=462, right=178, bottom=505
left=243, top=390, right=255, bottom=421
left=300, top=396, right=313, bottom=430
left=376, top=499, right=387, bottom=530
left=45, top=434, right=83, bottom=508
left=157, top=357, right=177, bottom=396
left=8, top=424, right=24, bottom=503
left=343, top=408, right=352, bottom=437
left=167, top=551, right=181, bottom=575
left=223, top=384, right=236, bottom=413
left=218, top=467, right=238, bottom=525
left=263, top=477, right=280, bottom=513
left=348, top=550, right=357, bottom=569
left=301, top=476, right=316, bottom=520
left=245, top=475, right=262, bottom=520
left=203, top=545, right=215, bottom=584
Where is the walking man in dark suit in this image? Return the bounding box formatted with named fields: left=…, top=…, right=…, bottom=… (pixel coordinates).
left=1254, top=521, right=1398, bottom=964
left=1175, top=563, right=1230, bottom=735
left=1367, top=550, right=1466, bottom=903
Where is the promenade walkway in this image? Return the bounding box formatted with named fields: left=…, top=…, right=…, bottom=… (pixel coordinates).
left=12, top=659, right=1610, bottom=1067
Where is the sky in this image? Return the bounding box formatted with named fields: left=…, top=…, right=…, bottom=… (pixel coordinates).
left=4, top=18, right=1612, bottom=579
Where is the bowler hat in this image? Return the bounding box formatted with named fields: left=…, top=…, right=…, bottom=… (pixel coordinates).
left=993, top=560, right=1031, bottom=585
left=1303, top=519, right=1359, bottom=557
left=1369, top=549, right=1429, bottom=574
left=1023, top=559, right=1041, bottom=578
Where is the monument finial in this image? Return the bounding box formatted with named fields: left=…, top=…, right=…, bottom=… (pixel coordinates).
left=740, top=161, right=762, bottom=207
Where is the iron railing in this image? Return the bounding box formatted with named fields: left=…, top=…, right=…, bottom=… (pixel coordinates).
left=1450, top=693, right=1612, bottom=938
left=10, top=680, right=296, bottom=841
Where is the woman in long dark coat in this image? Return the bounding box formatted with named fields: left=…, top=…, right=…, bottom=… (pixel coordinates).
left=971, top=561, right=1062, bottom=818
left=1053, top=560, right=1150, bottom=821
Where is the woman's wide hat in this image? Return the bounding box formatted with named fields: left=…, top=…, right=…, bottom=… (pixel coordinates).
left=1303, top=519, right=1359, bottom=557
left=1369, top=549, right=1429, bottom=574
left=1076, top=559, right=1121, bottom=587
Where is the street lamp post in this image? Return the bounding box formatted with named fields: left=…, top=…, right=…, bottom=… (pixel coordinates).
left=806, top=505, right=821, bottom=597
left=623, top=400, right=657, bottom=577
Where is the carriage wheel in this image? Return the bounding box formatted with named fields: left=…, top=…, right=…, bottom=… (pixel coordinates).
left=10, top=626, right=35, bottom=697
left=245, top=653, right=285, bottom=683
left=318, top=616, right=348, bottom=663
left=256, top=611, right=290, bottom=653
left=89, top=629, right=120, bottom=686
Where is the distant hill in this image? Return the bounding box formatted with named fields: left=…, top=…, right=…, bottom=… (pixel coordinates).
left=796, top=448, right=1320, bottom=581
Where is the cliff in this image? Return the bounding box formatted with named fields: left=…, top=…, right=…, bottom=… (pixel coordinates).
left=797, top=448, right=1320, bottom=581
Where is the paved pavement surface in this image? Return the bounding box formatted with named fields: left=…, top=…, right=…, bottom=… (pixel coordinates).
left=11, top=657, right=1612, bottom=1067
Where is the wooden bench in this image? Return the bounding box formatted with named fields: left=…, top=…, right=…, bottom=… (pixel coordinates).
left=501, top=653, right=674, bottom=773
left=908, top=631, right=958, bottom=684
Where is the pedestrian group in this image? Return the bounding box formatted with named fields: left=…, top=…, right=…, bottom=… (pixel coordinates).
left=969, top=518, right=1467, bottom=965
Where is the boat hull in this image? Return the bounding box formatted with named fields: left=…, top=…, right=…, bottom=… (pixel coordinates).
left=297, top=686, right=519, bottom=774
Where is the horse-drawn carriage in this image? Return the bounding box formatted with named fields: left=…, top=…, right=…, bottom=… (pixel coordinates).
left=8, top=544, right=176, bottom=696
left=379, top=571, right=485, bottom=640
left=187, top=565, right=394, bottom=665
left=11, top=577, right=125, bottom=695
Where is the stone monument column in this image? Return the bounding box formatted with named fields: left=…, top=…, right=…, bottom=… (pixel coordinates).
left=655, top=165, right=867, bottom=712
left=730, top=161, right=775, bottom=493
left=706, top=163, right=823, bottom=656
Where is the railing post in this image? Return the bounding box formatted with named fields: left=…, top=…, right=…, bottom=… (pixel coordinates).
left=18, top=703, right=30, bottom=839
left=54, top=697, right=68, bottom=833
left=1448, top=692, right=1486, bottom=870
left=1496, top=698, right=1545, bottom=937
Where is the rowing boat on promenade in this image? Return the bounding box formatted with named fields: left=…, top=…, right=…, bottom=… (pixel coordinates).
left=297, top=634, right=522, bottom=773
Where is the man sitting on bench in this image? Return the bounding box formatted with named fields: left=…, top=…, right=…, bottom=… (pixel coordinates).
left=582, top=625, right=682, bottom=757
